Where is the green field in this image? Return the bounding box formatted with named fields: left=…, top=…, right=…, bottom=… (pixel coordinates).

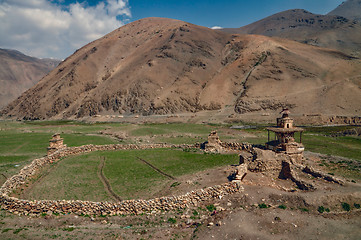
left=24, top=149, right=238, bottom=201
left=1, top=120, right=360, bottom=200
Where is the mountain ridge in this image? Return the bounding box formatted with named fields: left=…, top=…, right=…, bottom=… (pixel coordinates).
left=328, top=0, right=361, bottom=21
left=0, top=48, right=60, bottom=109
left=1, top=17, right=360, bottom=121
left=222, top=8, right=361, bottom=58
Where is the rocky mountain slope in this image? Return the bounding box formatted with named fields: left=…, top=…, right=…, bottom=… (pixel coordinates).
left=1, top=18, right=361, bottom=120
left=222, top=9, right=361, bottom=57
left=328, top=0, right=361, bottom=21
left=0, top=49, right=60, bottom=108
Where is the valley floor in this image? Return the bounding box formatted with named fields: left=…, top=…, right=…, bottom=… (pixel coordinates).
left=0, top=120, right=360, bottom=239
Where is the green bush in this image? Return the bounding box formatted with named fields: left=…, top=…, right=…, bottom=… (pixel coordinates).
left=170, top=182, right=181, bottom=188
left=167, top=218, right=176, bottom=224
left=258, top=203, right=269, bottom=209
left=354, top=203, right=360, bottom=209
left=278, top=205, right=287, bottom=210
left=63, top=227, right=74, bottom=232
left=300, top=208, right=309, bottom=212
left=13, top=228, right=27, bottom=234
left=318, top=206, right=325, bottom=213
left=206, top=204, right=216, bottom=212
left=341, top=202, right=351, bottom=211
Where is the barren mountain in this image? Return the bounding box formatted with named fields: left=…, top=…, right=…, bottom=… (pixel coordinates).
left=223, top=9, right=361, bottom=57
left=1, top=18, right=361, bottom=120
left=328, top=0, right=361, bottom=21
left=0, top=49, right=60, bottom=108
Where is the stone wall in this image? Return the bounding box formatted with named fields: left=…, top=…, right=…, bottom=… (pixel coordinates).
left=0, top=143, right=243, bottom=216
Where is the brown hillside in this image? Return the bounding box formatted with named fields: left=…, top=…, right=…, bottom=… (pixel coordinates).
left=328, top=0, right=361, bottom=21
left=1, top=17, right=361, bottom=120
left=0, top=49, right=60, bottom=108
left=223, top=9, right=361, bottom=58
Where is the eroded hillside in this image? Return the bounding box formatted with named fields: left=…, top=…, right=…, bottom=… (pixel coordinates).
left=1, top=18, right=361, bottom=120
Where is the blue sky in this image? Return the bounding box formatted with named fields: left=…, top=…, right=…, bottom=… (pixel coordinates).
left=0, top=0, right=345, bottom=59
left=53, top=0, right=345, bottom=27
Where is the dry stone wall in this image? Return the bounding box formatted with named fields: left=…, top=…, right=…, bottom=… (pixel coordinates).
left=0, top=143, right=243, bottom=216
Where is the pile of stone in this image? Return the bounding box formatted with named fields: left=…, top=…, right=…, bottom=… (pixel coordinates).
left=203, top=131, right=253, bottom=153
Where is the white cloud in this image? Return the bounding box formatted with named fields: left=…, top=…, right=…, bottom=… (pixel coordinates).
left=0, top=0, right=131, bottom=59
left=211, top=26, right=223, bottom=30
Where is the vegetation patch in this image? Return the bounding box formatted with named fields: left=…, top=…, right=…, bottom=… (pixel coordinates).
left=167, top=217, right=177, bottom=224
left=206, top=204, right=216, bottom=212
left=21, top=148, right=237, bottom=201
left=317, top=206, right=330, bottom=213
left=341, top=202, right=351, bottom=211
left=258, top=203, right=270, bottom=209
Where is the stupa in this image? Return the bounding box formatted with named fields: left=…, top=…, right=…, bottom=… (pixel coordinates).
left=266, top=108, right=304, bottom=155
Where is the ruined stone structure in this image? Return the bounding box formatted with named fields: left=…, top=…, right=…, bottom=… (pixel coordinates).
left=266, top=109, right=304, bottom=162
left=203, top=131, right=223, bottom=152
left=47, top=133, right=66, bottom=155
left=203, top=131, right=253, bottom=154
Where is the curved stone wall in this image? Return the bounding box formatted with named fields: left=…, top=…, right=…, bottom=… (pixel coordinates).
left=0, top=143, right=243, bottom=216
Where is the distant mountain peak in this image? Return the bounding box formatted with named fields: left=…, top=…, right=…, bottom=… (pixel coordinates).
left=328, top=0, right=361, bottom=21
left=0, top=49, right=61, bottom=108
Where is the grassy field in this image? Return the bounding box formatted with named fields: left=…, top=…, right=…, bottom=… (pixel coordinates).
left=24, top=153, right=111, bottom=202
left=0, top=121, right=119, bottom=186
left=1, top=120, right=360, bottom=200
left=24, top=149, right=238, bottom=201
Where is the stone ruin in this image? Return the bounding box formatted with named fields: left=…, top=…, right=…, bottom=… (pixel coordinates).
left=203, top=131, right=222, bottom=152
left=265, top=108, right=305, bottom=163
left=201, top=112, right=344, bottom=191
left=47, top=133, right=66, bottom=155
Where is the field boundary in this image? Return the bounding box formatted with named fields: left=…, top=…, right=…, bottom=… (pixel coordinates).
left=0, top=143, right=243, bottom=216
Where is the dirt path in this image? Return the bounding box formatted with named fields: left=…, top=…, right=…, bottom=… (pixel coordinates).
left=97, top=157, right=122, bottom=202
left=137, top=157, right=175, bottom=180
left=9, top=142, right=27, bottom=154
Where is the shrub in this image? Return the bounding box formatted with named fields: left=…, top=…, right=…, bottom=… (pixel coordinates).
left=258, top=203, right=269, bottom=209
left=63, top=227, right=74, bottom=232
left=206, top=204, right=216, bottom=212
left=170, top=182, right=181, bottom=188
left=318, top=206, right=325, bottom=213
left=341, top=202, right=351, bottom=211
left=13, top=228, right=27, bottom=234
left=300, top=208, right=309, bottom=212
left=167, top=218, right=176, bottom=224
left=354, top=203, right=360, bottom=209
left=278, top=205, right=287, bottom=210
